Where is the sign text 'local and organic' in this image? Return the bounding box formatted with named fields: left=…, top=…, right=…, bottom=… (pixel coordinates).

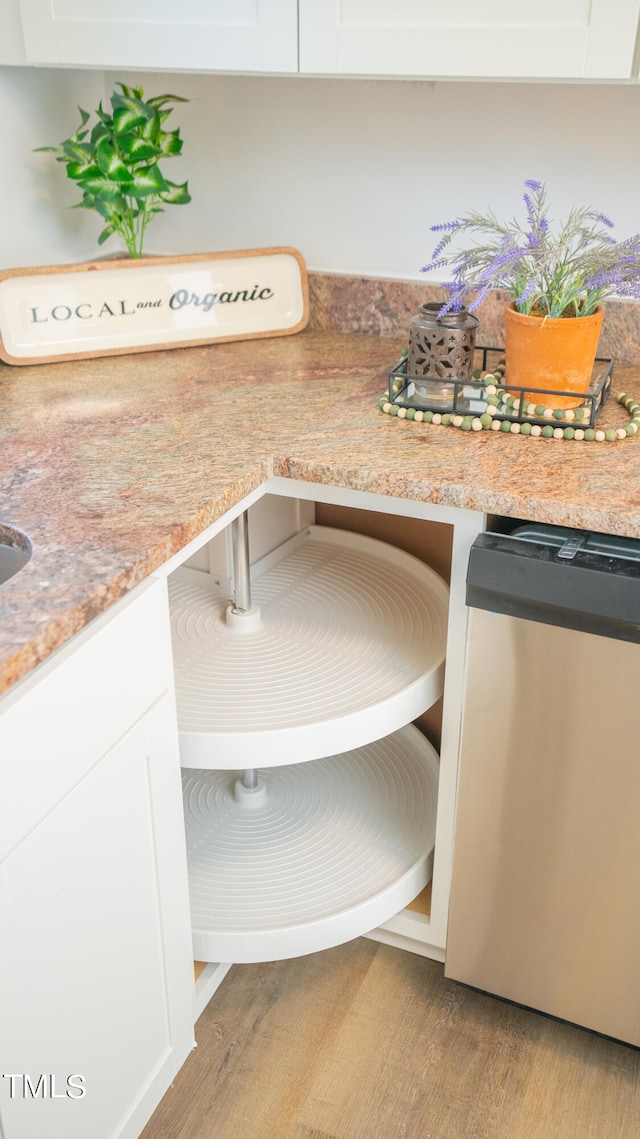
left=28, top=282, right=276, bottom=325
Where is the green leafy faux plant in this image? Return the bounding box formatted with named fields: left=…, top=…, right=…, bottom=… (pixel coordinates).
left=37, top=83, right=191, bottom=258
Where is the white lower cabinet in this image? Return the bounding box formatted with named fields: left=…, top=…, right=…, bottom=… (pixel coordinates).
left=0, top=579, right=195, bottom=1139
left=0, top=485, right=482, bottom=1139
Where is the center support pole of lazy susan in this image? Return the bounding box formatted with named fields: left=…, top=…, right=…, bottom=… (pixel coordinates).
left=226, top=510, right=262, bottom=631
left=229, top=514, right=266, bottom=803
left=234, top=767, right=268, bottom=807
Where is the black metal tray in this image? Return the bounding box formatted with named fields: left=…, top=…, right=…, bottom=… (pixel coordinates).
left=388, top=346, right=614, bottom=428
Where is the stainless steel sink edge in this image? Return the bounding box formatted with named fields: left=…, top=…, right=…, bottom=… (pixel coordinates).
left=0, top=523, right=33, bottom=585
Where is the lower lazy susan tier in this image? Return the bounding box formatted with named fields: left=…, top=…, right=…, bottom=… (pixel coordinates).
left=170, top=525, right=449, bottom=768
left=184, top=724, right=439, bottom=963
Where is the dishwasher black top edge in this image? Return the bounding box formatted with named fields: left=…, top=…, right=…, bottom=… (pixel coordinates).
left=466, top=528, right=640, bottom=643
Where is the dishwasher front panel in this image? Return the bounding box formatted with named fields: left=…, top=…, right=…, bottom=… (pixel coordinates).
left=445, top=607, right=640, bottom=1046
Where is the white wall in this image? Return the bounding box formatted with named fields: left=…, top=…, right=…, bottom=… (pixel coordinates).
left=0, top=67, right=107, bottom=266
left=3, top=65, right=640, bottom=279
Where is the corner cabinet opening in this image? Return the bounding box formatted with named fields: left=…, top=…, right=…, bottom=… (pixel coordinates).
left=166, top=484, right=482, bottom=1008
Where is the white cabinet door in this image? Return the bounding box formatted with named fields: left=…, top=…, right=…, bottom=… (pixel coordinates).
left=0, top=580, right=195, bottom=1139
left=0, top=1, right=27, bottom=64
left=299, top=0, right=640, bottom=80
left=19, top=0, right=298, bottom=73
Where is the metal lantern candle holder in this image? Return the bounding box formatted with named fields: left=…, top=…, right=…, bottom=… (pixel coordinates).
left=407, top=302, right=480, bottom=405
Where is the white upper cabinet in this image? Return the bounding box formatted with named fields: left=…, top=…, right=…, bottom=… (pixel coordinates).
left=0, top=1, right=27, bottom=64
left=298, top=0, right=640, bottom=80
left=13, top=0, right=640, bottom=79
left=19, top=0, right=299, bottom=73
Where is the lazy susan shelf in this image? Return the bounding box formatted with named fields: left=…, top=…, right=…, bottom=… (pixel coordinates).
left=169, top=525, right=448, bottom=769
left=184, top=724, right=439, bottom=963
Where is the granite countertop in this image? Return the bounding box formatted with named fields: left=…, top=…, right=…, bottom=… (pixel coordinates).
left=2, top=325, right=640, bottom=697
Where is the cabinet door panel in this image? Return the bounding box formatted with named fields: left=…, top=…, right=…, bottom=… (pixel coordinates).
left=0, top=699, right=194, bottom=1139
left=0, top=580, right=173, bottom=864
left=0, top=1, right=27, bottom=64
left=20, top=0, right=298, bottom=72
left=299, top=0, right=640, bottom=79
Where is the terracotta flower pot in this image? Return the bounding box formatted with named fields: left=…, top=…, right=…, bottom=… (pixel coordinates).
left=504, top=303, right=604, bottom=410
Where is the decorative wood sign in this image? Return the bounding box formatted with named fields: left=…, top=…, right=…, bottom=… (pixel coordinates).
left=0, top=247, right=309, bottom=366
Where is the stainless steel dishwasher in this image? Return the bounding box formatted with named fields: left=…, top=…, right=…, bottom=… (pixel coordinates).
left=445, top=524, right=640, bottom=1046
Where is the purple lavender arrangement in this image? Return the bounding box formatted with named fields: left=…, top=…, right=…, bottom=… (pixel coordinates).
left=422, top=180, right=640, bottom=319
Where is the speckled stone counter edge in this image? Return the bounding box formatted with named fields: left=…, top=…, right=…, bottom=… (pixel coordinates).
left=2, top=269, right=640, bottom=699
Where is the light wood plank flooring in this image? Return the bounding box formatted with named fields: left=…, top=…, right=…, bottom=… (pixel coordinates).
left=142, top=939, right=640, bottom=1139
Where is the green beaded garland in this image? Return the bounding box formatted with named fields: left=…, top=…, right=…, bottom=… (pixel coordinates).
left=541, top=425, right=554, bottom=438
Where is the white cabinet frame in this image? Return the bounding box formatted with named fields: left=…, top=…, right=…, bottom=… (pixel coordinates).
left=265, top=478, right=483, bottom=960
